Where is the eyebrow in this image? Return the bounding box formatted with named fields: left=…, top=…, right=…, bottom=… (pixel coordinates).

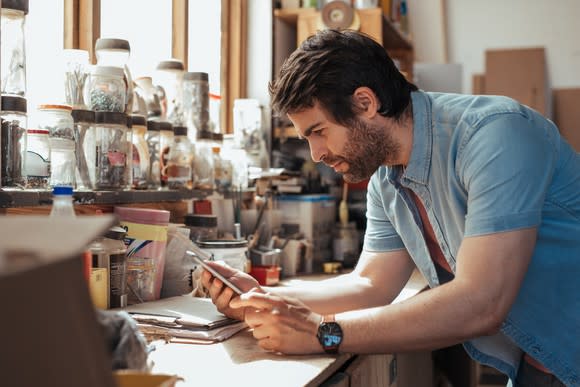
left=299, top=122, right=323, bottom=139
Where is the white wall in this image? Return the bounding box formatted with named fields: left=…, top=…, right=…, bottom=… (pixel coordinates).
left=445, top=0, right=580, bottom=93
left=247, top=0, right=273, bottom=107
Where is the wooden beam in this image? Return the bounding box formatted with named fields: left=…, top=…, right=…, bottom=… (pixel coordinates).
left=221, top=0, right=247, bottom=134
left=172, top=0, right=189, bottom=69
left=78, top=0, right=100, bottom=63
left=63, top=0, right=79, bottom=49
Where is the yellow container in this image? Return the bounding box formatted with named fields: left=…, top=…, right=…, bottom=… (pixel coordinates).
left=114, top=372, right=182, bottom=387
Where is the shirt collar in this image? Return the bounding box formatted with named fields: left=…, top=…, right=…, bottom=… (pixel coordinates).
left=402, top=91, right=432, bottom=186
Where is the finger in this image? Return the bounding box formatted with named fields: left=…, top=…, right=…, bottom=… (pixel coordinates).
left=204, top=260, right=239, bottom=277
left=230, top=292, right=283, bottom=310
left=215, top=286, right=235, bottom=311
left=245, top=307, right=280, bottom=328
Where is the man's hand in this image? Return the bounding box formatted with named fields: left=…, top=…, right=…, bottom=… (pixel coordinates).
left=230, top=292, right=323, bottom=355
left=201, top=261, right=262, bottom=321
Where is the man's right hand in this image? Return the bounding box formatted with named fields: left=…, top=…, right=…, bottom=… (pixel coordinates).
left=200, top=261, right=262, bottom=321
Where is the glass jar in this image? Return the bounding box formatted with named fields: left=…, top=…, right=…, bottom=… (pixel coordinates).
left=1, top=0, right=28, bottom=95
left=130, top=114, right=150, bottom=190
left=36, top=104, right=76, bottom=188
left=209, top=93, right=221, bottom=135
left=94, top=111, right=131, bottom=190
left=212, top=145, right=232, bottom=191
left=72, top=109, right=96, bottom=190
left=95, top=38, right=133, bottom=114
left=146, top=120, right=162, bottom=189
left=86, top=65, right=126, bottom=112
left=165, top=125, right=193, bottom=189
left=184, top=214, right=218, bottom=242
left=159, top=121, right=174, bottom=188
left=1, top=95, right=27, bottom=187
left=182, top=71, right=209, bottom=141
left=193, top=133, right=214, bottom=190
left=133, top=76, right=162, bottom=119
left=89, top=226, right=128, bottom=309
left=154, top=59, right=185, bottom=125
left=63, top=49, right=90, bottom=109
left=25, top=128, right=51, bottom=189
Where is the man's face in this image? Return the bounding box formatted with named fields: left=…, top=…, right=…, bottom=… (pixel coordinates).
left=288, top=103, right=399, bottom=183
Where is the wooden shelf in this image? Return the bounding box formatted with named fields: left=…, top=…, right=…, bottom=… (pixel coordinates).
left=273, top=8, right=317, bottom=25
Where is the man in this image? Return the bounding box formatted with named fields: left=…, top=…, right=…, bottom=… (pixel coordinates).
left=202, top=29, right=580, bottom=386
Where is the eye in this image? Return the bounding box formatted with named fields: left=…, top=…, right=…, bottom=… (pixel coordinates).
left=312, top=128, right=326, bottom=137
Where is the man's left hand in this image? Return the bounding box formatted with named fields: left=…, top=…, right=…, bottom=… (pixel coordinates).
left=230, top=292, right=323, bottom=355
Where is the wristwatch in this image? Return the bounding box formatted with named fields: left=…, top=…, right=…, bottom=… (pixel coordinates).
left=317, top=315, right=343, bottom=354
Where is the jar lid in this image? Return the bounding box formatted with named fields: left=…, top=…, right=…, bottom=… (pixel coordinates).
left=1, top=0, right=29, bottom=14
left=114, top=206, right=170, bottom=224
left=147, top=120, right=161, bottom=131
left=95, top=111, right=127, bottom=126
left=173, top=126, right=187, bottom=136
left=95, top=38, right=131, bottom=53
left=184, top=214, right=218, bottom=228
left=53, top=185, right=73, bottom=196
left=130, top=114, right=147, bottom=126
left=184, top=72, right=208, bottom=81
left=38, top=104, right=73, bottom=111
left=156, top=59, right=185, bottom=71
left=90, top=65, right=125, bottom=78
left=211, top=132, right=223, bottom=142
left=196, top=239, right=248, bottom=249
left=1, top=95, right=27, bottom=113
left=159, top=121, right=173, bottom=132
left=105, top=226, right=127, bottom=241
left=27, top=129, right=49, bottom=135
left=197, top=130, right=213, bottom=140
left=71, top=109, right=95, bottom=123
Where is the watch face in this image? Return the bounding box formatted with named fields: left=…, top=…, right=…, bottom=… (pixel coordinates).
left=318, top=322, right=343, bottom=352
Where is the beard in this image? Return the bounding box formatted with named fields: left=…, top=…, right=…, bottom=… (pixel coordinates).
left=323, top=117, right=400, bottom=183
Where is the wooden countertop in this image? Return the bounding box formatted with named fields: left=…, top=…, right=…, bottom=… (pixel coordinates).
left=149, top=270, right=427, bottom=386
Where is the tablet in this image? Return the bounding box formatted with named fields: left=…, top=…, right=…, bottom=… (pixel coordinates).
left=187, top=250, right=243, bottom=295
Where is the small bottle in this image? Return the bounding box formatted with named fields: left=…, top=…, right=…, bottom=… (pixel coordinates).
left=50, top=185, right=75, bottom=217
left=130, top=114, right=150, bottom=189
left=212, top=146, right=232, bottom=191
left=166, top=125, right=193, bottom=189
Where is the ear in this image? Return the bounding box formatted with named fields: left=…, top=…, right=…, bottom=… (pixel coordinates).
left=352, top=87, right=380, bottom=119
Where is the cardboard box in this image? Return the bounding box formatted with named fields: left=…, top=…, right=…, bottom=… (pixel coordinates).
left=552, top=88, right=580, bottom=152
left=485, top=47, right=550, bottom=117
left=0, top=216, right=117, bottom=387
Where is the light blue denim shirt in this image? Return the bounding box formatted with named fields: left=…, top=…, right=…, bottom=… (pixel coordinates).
left=363, top=91, right=580, bottom=385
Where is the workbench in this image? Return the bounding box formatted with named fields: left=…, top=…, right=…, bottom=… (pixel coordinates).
left=148, top=270, right=428, bottom=387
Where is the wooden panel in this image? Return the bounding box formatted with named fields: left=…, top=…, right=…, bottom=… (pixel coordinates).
left=485, top=47, right=548, bottom=115
left=63, top=0, right=79, bottom=49
left=472, top=73, right=485, bottom=95
left=345, top=354, right=395, bottom=387
left=221, top=0, right=247, bottom=134
left=553, top=88, right=580, bottom=152
left=78, top=0, right=100, bottom=63
left=172, top=0, right=188, bottom=70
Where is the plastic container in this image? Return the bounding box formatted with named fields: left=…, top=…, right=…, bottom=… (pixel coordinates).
left=50, top=185, right=75, bottom=217
left=1, top=0, right=28, bottom=95
left=37, top=104, right=76, bottom=188
left=184, top=214, right=218, bottom=242
left=165, top=125, right=193, bottom=189
left=115, top=206, right=170, bottom=304
left=72, top=109, right=96, bottom=190
left=195, top=239, right=248, bottom=272
left=95, top=38, right=133, bottom=114
left=86, top=65, right=126, bottom=112
left=94, top=111, right=131, bottom=190
left=250, top=265, right=281, bottom=286
left=182, top=71, right=209, bottom=141
left=1, top=94, right=28, bottom=187
left=89, top=226, right=128, bottom=308
left=146, top=120, right=162, bottom=189
left=25, top=128, right=51, bottom=189
left=130, top=114, right=150, bottom=189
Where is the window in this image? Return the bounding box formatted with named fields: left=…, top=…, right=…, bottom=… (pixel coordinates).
left=25, top=0, right=65, bottom=110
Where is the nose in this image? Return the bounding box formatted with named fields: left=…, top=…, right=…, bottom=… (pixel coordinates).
left=308, top=138, right=327, bottom=163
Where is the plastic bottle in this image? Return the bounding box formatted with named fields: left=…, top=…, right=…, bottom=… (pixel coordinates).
left=50, top=185, right=75, bottom=217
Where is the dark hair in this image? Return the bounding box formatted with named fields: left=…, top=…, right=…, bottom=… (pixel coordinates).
left=269, top=29, right=417, bottom=125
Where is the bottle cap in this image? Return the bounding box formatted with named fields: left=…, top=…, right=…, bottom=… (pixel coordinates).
left=53, top=186, right=73, bottom=196
left=95, top=38, right=131, bottom=53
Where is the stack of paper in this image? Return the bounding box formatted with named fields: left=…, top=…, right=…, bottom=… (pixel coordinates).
left=123, top=295, right=247, bottom=344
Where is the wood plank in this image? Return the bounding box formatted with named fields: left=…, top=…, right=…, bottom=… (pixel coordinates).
left=63, top=0, right=79, bottom=49
left=172, top=0, right=189, bottom=70
left=78, top=0, right=100, bottom=63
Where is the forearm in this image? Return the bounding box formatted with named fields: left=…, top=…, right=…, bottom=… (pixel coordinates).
left=338, top=278, right=496, bottom=353
left=264, top=272, right=378, bottom=315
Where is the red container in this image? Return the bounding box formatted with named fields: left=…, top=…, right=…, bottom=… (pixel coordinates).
left=250, top=265, right=281, bottom=286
